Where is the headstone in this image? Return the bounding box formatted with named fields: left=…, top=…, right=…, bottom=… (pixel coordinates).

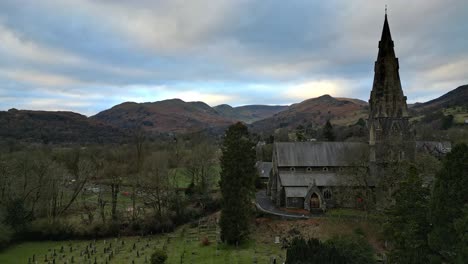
left=274, top=237, right=280, bottom=244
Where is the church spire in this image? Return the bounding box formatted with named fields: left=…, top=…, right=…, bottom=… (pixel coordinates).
left=368, top=11, right=413, bottom=162
left=369, top=11, right=408, bottom=119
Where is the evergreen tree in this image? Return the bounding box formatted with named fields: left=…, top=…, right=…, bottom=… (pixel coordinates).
left=295, top=125, right=306, bottom=142
left=384, top=166, right=432, bottom=263
left=453, top=206, right=468, bottom=263
left=285, top=236, right=374, bottom=264
left=323, top=120, right=335, bottom=141
left=219, top=122, right=256, bottom=245
left=428, top=143, right=468, bottom=262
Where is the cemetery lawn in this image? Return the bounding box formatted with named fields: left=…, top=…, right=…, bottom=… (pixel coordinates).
left=0, top=211, right=383, bottom=264
left=0, top=233, right=283, bottom=264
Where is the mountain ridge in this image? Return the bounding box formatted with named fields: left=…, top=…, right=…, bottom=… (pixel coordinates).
left=1, top=85, right=466, bottom=144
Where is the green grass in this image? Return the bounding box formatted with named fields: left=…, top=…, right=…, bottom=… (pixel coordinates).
left=443, top=106, right=468, bottom=124
left=0, top=208, right=382, bottom=263
left=0, top=222, right=284, bottom=264
left=170, top=166, right=221, bottom=189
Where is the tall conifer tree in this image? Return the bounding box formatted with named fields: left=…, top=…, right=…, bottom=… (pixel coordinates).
left=384, top=166, right=431, bottom=263
left=219, top=122, right=256, bottom=245
left=323, top=120, right=335, bottom=141
left=428, top=143, right=468, bottom=262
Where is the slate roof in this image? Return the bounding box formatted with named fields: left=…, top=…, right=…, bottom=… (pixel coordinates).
left=256, top=161, right=273, bottom=179
left=284, top=187, right=309, bottom=197
left=274, top=142, right=368, bottom=167
left=279, top=172, right=339, bottom=186
left=279, top=171, right=374, bottom=187
left=416, top=141, right=451, bottom=156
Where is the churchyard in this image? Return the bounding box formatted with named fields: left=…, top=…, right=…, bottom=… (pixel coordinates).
left=0, top=211, right=382, bottom=264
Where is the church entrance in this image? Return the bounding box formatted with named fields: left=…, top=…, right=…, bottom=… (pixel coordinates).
left=310, top=193, right=320, bottom=209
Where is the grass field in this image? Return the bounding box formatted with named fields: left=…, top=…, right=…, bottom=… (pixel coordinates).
left=0, top=210, right=382, bottom=264
left=0, top=219, right=283, bottom=264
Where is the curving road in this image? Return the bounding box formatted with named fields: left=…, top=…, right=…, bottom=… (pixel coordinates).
left=255, top=190, right=316, bottom=219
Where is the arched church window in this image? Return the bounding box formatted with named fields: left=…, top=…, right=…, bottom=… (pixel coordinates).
left=323, top=189, right=332, bottom=200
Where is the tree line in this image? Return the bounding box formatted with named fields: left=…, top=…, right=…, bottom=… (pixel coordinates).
left=0, top=135, right=221, bottom=249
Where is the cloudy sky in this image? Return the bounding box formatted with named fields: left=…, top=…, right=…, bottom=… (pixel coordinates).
left=0, top=0, right=467, bottom=116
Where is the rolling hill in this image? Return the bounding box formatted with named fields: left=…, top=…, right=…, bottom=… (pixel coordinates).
left=214, top=104, right=288, bottom=124
left=1, top=84, right=466, bottom=144
left=0, top=109, right=126, bottom=144
left=91, top=99, right=235, bottom=134
left=250, top=95, right=368, bottom=133
left=412, top=85, right=468, bottom=112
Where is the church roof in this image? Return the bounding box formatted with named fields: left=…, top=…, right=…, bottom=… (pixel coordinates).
left=274, top=142, right=368, bottom=167
left=416, top=141, right=452, bottom=156
left=279, top=171, right=374, bottom=188
left=279, top=171, right=340, bottom=186
left=256, top=161, right=273, bottom=178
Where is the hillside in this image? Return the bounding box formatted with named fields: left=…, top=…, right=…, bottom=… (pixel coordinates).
left=1, top=85, right=465, bottom=144
left=0, top=109, right=126, bottom=144
left=91, top=99, right=235, bottom=134
left=250, top=95, right=367, bottom=133
left=412, top=85, right=468, bottom=112
left=214, top=104, right=288, bottom=124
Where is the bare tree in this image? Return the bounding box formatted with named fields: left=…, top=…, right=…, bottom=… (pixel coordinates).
left=102, top=148, right=128, bottom=222
left=141, top=151, right=170, bottom=217
left=185, top=142, right=218, bottom=194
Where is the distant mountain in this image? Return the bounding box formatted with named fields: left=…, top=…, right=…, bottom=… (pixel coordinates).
left=91, top=99, right=234, bottom=134
left=250, top=95, right=368, bottom=133
left=0, top=109, right=126, bottom=144
left=214, top=104, right=288, bottom=124
left=1, top=85, right=465, bottom=144
left=412, top=85, right=468, bottom=112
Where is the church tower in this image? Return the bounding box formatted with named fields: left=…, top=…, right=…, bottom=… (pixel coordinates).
left=368, top=11, right=413, bottom=163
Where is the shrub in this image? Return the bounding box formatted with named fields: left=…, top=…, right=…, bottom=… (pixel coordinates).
left=150, top=249, right=168, bottom=264
left=286, top=236, right=376, bottom=264
left=4, top=198, right=31, bottom=233
left=142, top=214, right=175, bottom=234
left=200, top=236, right=210, bottom=246
left=326, top=235, right=376, bottom=264
left=28, top=219, right=75, bottom=240
left=0, top=223, right=13, bottom=250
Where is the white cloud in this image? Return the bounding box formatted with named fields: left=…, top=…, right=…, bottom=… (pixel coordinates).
left=0, top=68, right=83, bottom=86
left=172, top=90, right=235, bottom=106
left=283, top=79, right=353, bottom=101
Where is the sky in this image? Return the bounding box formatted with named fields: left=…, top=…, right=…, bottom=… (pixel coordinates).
left=0, top=0, right=467, bottom=116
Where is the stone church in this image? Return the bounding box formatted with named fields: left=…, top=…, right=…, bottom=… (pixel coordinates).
left=267, top=13, right=450, bottom=211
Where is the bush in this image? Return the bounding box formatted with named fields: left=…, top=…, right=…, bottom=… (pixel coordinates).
left=286, top=236, right=376, bottom=264
left=142, top=214, right=175, bottom=234
left=4, top=198, right=31, bottom=233
left=326, top=235, right=376, bottom=264
left=200, top=236, right=211, bottom=246
left=150, top=249, right=168, bottom=264
left=28, top=219, right=75, bottom=240
left=0, top=223, right=13, bottom=250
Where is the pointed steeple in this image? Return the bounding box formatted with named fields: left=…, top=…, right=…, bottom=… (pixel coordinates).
left=368, top=10, right=415, bottom=166
left=377, top=13, right=396, bottom=62
left=369, top=11, right=408, bottom=119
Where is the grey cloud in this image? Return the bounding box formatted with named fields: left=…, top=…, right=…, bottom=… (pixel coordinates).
left=0, top=0, right=467, bottom=114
